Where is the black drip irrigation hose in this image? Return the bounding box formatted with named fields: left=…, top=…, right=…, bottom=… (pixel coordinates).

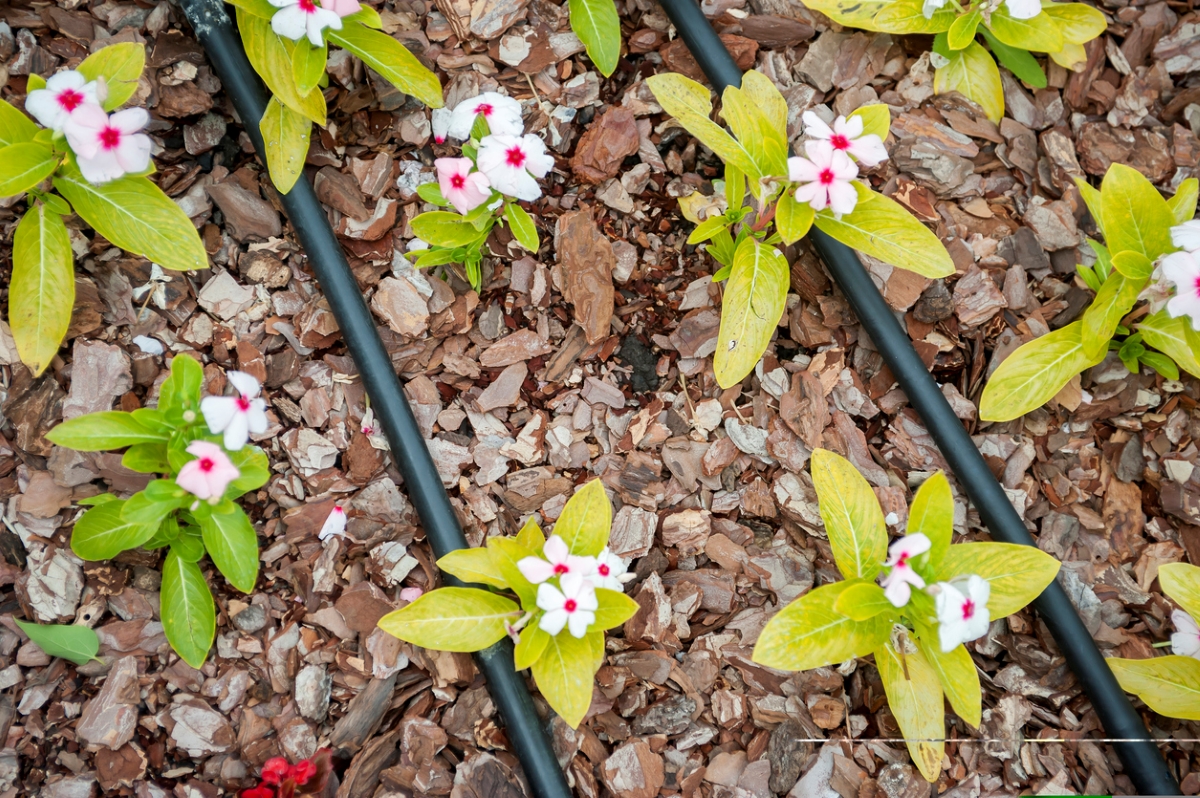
left=654, top=1, right=1181, bottom=794
left=177, top=3, right=572, bottom=796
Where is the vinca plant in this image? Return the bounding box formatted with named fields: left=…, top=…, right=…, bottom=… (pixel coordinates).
left=1109, top=562, right=1200, bottom=721
left=409, top=93, right=547, bottom=291
left=46, top=355, right=272, bottom=667
left=645, top=70, right=954, bottom=388
left=753, top=450, right=1061, bottom=782
left=980, top=166, right=1200, bottom=422
left=222, top=0, right=443, bottom=192
left=803, top=0, right=1105, bottom=122
left=378, top=480, right=639, bottom=727
left=568, top=0, right=622, bottom=78
left=1, top=43, right=207, bottom=376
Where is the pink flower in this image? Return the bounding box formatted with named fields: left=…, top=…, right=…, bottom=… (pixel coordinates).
left=788, top=140, right=859, bottom=217
left=176, top=441, right=240, bottom=500
left=802, top=110, right=888, bottom=167
left=879, top=532, right=930, bottom=608
left=931, top=575, right=990, bottom=652
left=318, top=505, right=347, bottom=541
left=517, top=535, right=595, bottom=584
left=320, top=0, right=361, bottom=16
left=200, top=371, right=268, bottom=451
left=536, top=573, right=598, bottom=638
left=446, top=92, right=523, bottom=140
left=268, top=0, right=343, bottom=46
left=432, top=108, right=453, bottom=144
left=400, top=587, right=424, bottom=602
left=1160, top=249, right=1200, bottom=331
left=1171, top=608, right=1200, bottom=659
left=435, top=157, right=492, bottom=214
left=64, top=105, right=151, bottom=185
left=477, top=134, right=554, bottom=202
left=25, top=70, right=106, bottom=132
left=589, top=547, right=632, bottom=592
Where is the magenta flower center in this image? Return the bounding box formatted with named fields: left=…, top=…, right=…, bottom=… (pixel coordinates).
left=553, top=562, right=569, bottom=575
left=475, top=103, right=494, bottom=117
left=818, top=168, right=835, bottom=186
left=896, top=553, right=910, bottom=567
left=830, top=133, right=850, bottom=150
left=299, top=0, right=317, bottom=11
left=506, top=147, right=526, bottom=168
left=99, top=127, right=121, bottom=150
left=564, top=599, right=578, bottom=612
left=961, top=599, right=975, bottom=620
left=598, top=563, right=610, bottom=576
left=236, top=396, right=252, bottom=411
left=57, top=89, right=85, bottom=112
left=451, top=174, right=465, bottom=189
left=1193, top=275, right=1200, bottom=297
left=198, top=457, right=215, bottom=473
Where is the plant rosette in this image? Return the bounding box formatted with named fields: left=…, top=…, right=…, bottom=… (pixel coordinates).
left=644, top=69, right=953, bottom=388
left=377, top=479, right=638, bottom=728
left=980, top=167, right=1200, bottom=422
left=1109, top=562, right=1200, bottom=721
left=1, top=43, right=207, bottom=377
left=221, top=0, right=442, bottom=193
left=802, top=0, right=1105, bottom=122
left=752, top=450, right=1060, bottom=782
left=46, top=354, right=272, bottom=668
left=406, top=93, right=547, bottom=292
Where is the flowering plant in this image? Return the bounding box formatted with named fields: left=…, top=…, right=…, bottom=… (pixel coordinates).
left=242, top=749, right=335, bottom=798
left=377, top=480, right=637, bottom=727
left=1109, top=563, right=1200, bottom=721
left=1, top=44, right=207, bottom=376
left=804, top=0, right=1105, bottom=122
left=46, top=355, right=272, bottom=667
left=980, top=167, right=1200, bottom=422
left=646, top=70, right=953, bottom=387
left=222, top=0, right=442, bottom=191
left=408, top=92, right=546, bottom=292
left=753, top=450, right=1060, bottom=782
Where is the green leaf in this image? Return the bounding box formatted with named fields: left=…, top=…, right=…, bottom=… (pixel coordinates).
left=722, top=71, right=789, bottom=181
left=159, top=352, right=204, bottom=419
left=54, top=163, right=208, bottom=272
left=516, top=515, right=545, bottom=554
left=593, top=588, right=639, bottom=630
left=947, top=8, right=982, bottom=50
left=437, top=547, right=510, bottom=590
left=14, top=620, right=99, bottom=665
left=78, top=43, right=145, bottom=111
left=568, top=0, right=621, bottom=77
left=753, top=582, right=892, bottom=670
left=121, top=479, right=187, bottom=526
left=259, top=96, right=311, bottom=195
left=986, top=8, right=1062, bottom=53
left=833, top=581, right=894, bottom=621
left=227, top=446, right=271, bottom=497
left=811, top=449, right=888, bottom=580
left=0, top=98, right=38, bottom=148
left=553, top=479, right=611, bottom=557
left=487, top=537, right=539, bottom=607
left=532, top=631, right=595, bottom=728
left=291, top=39, right=327, bottom=98
left=514, top=622, right=551, bottom=669
left=1040, top=2, right=1107, bottom=44
left=915, top=624, right=981, bottom=727
left=48, top=411, right=167, bottom=451
left=776, top=188, right=815, bottom=245
left=978, top=321, right=1106, bottom=422
left=161, top=550, right=216, bottom=668
left=223, top=0, right=278, bottom=17
left=725, top=163, right=745, bottom=212
left=417, top=181, right=449, bottom=206
left=814, top=183, right=955, bottom=278
left=1081, top=272, right=1143, bottom=359
left=713, top=237, right=790, bottom=388
left=933, top=36, right=1004, bottom=123
left=171, top=532, right=205, bottom=563
left=377, top=587, right=520, bottom=651
left=505, top=203, right=539, bottom=252
left=876, top=638, right=946, bottom=782
left=1168, top=178, right=1198, bottom=225
left=9, top=204, right=73, bottom=377
left=800, top=0, right=892, bottom=30
left=344, top=6, right=384, bottom=27
left=1109, top=655, right=1200, bottom=721
left=199, top=502, right=260, bottom=592
left=1137, top=310, right=1200, bottom=379
left=238, top=9, right=327, bottom=124
left=1075, top=178, right=1104, bottom=236
left=326, top=24, right=443, bottom=109
left=688, top=215, right=732, bottom=246
left=0, top=142, right=60, bottom=197
left=872, top=0, right=957, bottom=33
left=979, top=28, right=1047, bottom=88
left=412, top=211, right=487, bottom=248
left=1100, top=163, right=1174, bottom=262
left=847, top=103, right=890, bottom=140
left=71, top=499, right=158, bottom=561
left=1111, top=251, right=1152, bottom=282
left=1158, top=563, right=1200, bottom=622
left=122, top=443, right=170, bottom=473
left=1140, top=351, right=1179, bottom=380
left=908, top=471, right=954, bottom=569
left=933, top=542, right=1060, bottom=618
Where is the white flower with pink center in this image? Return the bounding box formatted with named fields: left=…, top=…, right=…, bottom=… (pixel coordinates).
left=268, top=0, right=343, bottom=47
left=1004, top=0, right=1042, bottom=20
left=175, top=441, right=241, bottom=501
left=930, top=575, right=991, bottom=652
left=1171, top=219, right=1200, bottom=252
left=476, top=133, right=554, bottom=202
left=802, top=111, right=888, bottom=167
left=788, top=140, right=859, bottom=217
left=432, top=108, right=453, bottom=144
left=446, top=92, right=524, bottom=141
left=1171, top=609, right=1200, bottom=659
left=200, top=371, right=269, bottom=451
left=25, top=71, right=106, bottom=133
left=589, top=547, right=633, bottom=591
left=1160, top=249, right=1200, bottom=331
left=318, top=505, right=347, bottom=541
left=537, top=572, right=598, bottom=638
left=435, top=157, right=492, bottom=214
left=321, top=0, right=361, bottom=16
left=879, top=533, right=930, bottom=608
left=516, top=535, right=595, bottom=584
left=64, top=105, right=152, bottom=185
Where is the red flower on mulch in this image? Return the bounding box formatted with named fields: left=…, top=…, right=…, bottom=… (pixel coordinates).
left=243, top=749, right=334, bottom=798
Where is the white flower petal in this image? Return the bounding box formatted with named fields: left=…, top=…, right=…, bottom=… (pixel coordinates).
left=271, top=6, right=310, bottom=41
left=227, top=370, right=263, bottom=398
left=536, top=581, right=566, bottom=612
left=1170, top=220, right=1200, bottom=252
left=539, top=608, right=569, bottom=636
left=200, top=395, right=239, bottom=433
left=222, top=410, right=251, bottom=451
left=567, top=609, right=594, bottom=638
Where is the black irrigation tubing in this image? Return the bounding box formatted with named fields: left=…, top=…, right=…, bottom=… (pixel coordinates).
left=654, top=0, right=1181, bottom=794
left=177, top=3, right=572, bottom=796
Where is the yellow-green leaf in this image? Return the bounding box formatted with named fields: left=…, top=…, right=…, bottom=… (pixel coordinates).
left=876, top=639, right=945, bottom=782
left=198, top=502, right=259, bottom=593
left=1168, top=178, right=1198, bottom=225
left=553, top=479, right=611, bottom=557
left=933, top=542, right=1060, bottom=618
left=986, top=8, right=1062, bottom=53
left=978, top=321, right=1106, bottom=422
left=13, top=620, right=99, bottom=666
left=438, top=547, right=509, bottom=590
left=514, top=622, right=551, bottom=669
left=505, top=202, right=539, bottom=252
left=10, top=204, right=73, bottom=377
left=1100, top=163, right=1174, bottom=262
left=593, top=588, right=639, bottom=630
left=291, top=38, right=327, bottom=98
left=48, top=411, right=166, bottom=451
left=740, top=70, right=788, bottom=146
left=487, top=536, right=539, bottom=607
left=260, top=96, right=311, bottom=194
left=848, top=103, right=891, bottom=140
left=1081, top=272, right=1144, bottom=359
left=811, top=449, right=888, bottom=580
left=1074, top=177, right=1104, bottom=236
left=688, top=215, right=732, bottom=245
left=0, top=142, right=59, bottom=197
left=1040, top=2, right=1106, bottom=44
left=224, top=0, right=278, bottom=17
left=1138, top=310, right=1200, bottom=379
left=568, top=0, right=621, bottom=77
left=78, top=42, right=145, bottom=111
left=327, top=24, right=443, bottom=109
left=915, top=624, right=982, bottom=727
left=1158, top=563, right=1200, bottom=622
left=722, top=72, right=788, bottom=179
left=71, top=499, right=158, bottom=561
left=933, top=39, right=1004, bottom=123
left=588, top=628, right=605, bottom=671
left=798, top=0, right=892, bottom=30
left=713, top=237, right=790, bottom=388
left=377, top=587, right=520, bottom=652
left=516, top=515, right=545, bottom=554
left=908, top=471, right=954, bottom=568
left=532, top=631, right=595, bottom=727
left=412, top=211, right=486, bottom=248
left=833, top=581, right=894, bottom=621
left=873, top=0, right=957, bottom=33
left=0, top=98, right=38, bottom=148
left=776, top=189, right=815, bottom=245
left=238, top=9, right=327, bottom=124
left=161, top=550, right=216, bottom=668
left=1049, top=41, right=1088, bottom=70
left=947, top=8, right=983, bottom=50
left=754, top=582, right=893, bottom=670
left=1109, top=655, right=1200, bottom=721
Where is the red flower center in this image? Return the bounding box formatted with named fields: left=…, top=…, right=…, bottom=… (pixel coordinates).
left=1193, top=275, right=1200, bottom=297
left=830, top=133, right=851, bottom=150
left=553, top=563, right=569, bottom=575
left=57, top=89, right=84, bottom=112
left=198, top=457, right=215, bottom=473
left=598, top=564, right=610, bottom=576
left=818, top=168, right=835, bottom=186
left=236, top=396, right=252, bottom=411
left=896, top=553, right=909, bottom=567
left=475, top=103, right=494, bottom=117
left=451, top=174, right=465, bottom=189
left=506, top=146, right=526, bottom=168
left=99, top=127, right=121, bottom=150
left=564, top=599, right=577, bottom=612
left=961, top=599, right=975, bottom=620
left=299, top=0, right=317, bottom=12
